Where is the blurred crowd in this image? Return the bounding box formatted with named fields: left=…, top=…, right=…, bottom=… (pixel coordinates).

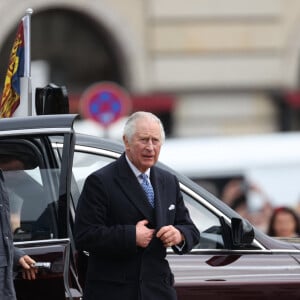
left=220, top=179, right=300, bottom=238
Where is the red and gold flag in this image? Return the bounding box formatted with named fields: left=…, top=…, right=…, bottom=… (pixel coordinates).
left=0, top=20, right=25, bottom=117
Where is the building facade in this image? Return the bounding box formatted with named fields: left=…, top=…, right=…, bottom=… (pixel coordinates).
left=1, top=0, right=300, bottom=136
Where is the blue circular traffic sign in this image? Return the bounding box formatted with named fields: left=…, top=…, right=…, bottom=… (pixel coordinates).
left=80, top=82, right=131, bottom=127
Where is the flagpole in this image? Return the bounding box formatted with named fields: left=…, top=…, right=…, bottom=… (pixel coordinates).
left=16, top=8, right=33, bottom=117
left=24, top=8, right=33, bottom=77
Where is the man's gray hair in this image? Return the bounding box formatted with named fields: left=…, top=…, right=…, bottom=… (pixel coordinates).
left=123, top=111, right=165, bottom=143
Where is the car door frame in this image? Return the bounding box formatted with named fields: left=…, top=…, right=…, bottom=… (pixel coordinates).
left=0, top=114, right=80, bottom=300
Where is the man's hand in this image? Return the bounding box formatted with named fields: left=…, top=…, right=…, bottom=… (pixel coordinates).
left=19, top=255, right=38, bottom=280
left=136, top=219, right=155, bottom=248
left=156, top=225, right=184, bottom=248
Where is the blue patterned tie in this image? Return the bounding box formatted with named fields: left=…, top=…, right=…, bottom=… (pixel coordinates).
left=140, top=173, right=155, bottom=207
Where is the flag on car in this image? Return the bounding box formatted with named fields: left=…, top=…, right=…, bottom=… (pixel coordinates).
left=0, top=20, right=25, bottom=117
left=0, top=9, right=33, bottom=118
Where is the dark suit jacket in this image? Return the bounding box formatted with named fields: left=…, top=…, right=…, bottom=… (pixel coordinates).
left=0, top=170, right=24, bottom=300
left=74, top=153, right=199, bottom=300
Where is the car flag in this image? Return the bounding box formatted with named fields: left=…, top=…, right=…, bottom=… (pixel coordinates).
left=0, top=8, right=33, bottom=118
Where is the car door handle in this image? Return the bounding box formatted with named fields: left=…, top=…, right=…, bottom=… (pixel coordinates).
left=32, top=262, right=52, bottom=270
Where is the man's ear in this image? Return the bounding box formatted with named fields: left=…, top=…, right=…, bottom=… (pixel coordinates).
left=123, top=135, right=129, bottom=150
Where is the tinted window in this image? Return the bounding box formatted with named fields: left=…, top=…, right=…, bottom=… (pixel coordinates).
left=183, top=193, right=224, bottom=249
left=71, top=150, right=116, bottom=205
left=0, top=139, right=61, bottom=241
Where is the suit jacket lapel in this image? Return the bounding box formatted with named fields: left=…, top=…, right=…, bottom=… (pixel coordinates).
left=114, top=154, right=155, bottom=225
left=150, top=167, right=166, bottom=230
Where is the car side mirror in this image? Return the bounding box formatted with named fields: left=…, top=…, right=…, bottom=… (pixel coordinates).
left=231, top=217, right=255, bottom=247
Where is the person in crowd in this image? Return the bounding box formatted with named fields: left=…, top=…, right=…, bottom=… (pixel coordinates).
left=221, top=178, right=273, bottom=232
left=267, top=206, right=300, bottom=238
left=0, top=169, right=37, bottom=300
left=74, top=111, right=200, bottom=300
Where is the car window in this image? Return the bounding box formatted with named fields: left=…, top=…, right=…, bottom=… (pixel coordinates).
left=72, top=151, right=115, bottom=191
left=183, top=193, right=224, bottom=249
left=0, top=139, right=62, bottom=242
left=71, top=149, right=226, bottom=249
left=71, top=150, right=116, bottom=205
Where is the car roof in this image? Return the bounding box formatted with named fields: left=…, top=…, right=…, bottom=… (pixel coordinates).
left=75, top=133, right=124, bottom=153
left=0, top=114, right=78, bottom=132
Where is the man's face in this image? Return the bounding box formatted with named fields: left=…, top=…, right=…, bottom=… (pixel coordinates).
left=124, top=117, right=162, bottom=173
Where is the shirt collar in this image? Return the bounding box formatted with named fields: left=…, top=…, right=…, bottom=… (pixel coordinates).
left=125, top=154, right=150, bottom=178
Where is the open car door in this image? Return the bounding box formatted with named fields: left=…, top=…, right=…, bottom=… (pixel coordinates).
left=0, top=114, right=81, bottom=300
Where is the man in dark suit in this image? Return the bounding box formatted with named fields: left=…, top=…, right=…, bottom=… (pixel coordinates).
left=74, top=111, right=200, bottom=300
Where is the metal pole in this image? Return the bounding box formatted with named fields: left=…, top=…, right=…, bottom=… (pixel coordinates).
left=23, top=8, right=33, bottom=77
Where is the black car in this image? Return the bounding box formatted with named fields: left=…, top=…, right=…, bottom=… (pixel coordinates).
left=0, top=114, right=299, bottom=300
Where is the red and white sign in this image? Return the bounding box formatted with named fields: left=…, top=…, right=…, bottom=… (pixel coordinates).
left=80, top=82, right=131, bottom=128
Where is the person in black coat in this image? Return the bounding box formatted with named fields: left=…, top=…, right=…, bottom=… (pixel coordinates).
left=75, top=111, right=200, bottom=300
left=0, top=170, right=37, bottom=300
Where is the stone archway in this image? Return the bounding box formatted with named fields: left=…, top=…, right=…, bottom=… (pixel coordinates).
left=0, top=7, right=128, bottom=113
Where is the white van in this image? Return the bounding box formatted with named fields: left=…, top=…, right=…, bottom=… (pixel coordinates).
left=159, top=132, right=300, bottom=212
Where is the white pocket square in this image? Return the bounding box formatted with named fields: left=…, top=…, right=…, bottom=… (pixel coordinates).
left=168, top=204, right=175, bottom=210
